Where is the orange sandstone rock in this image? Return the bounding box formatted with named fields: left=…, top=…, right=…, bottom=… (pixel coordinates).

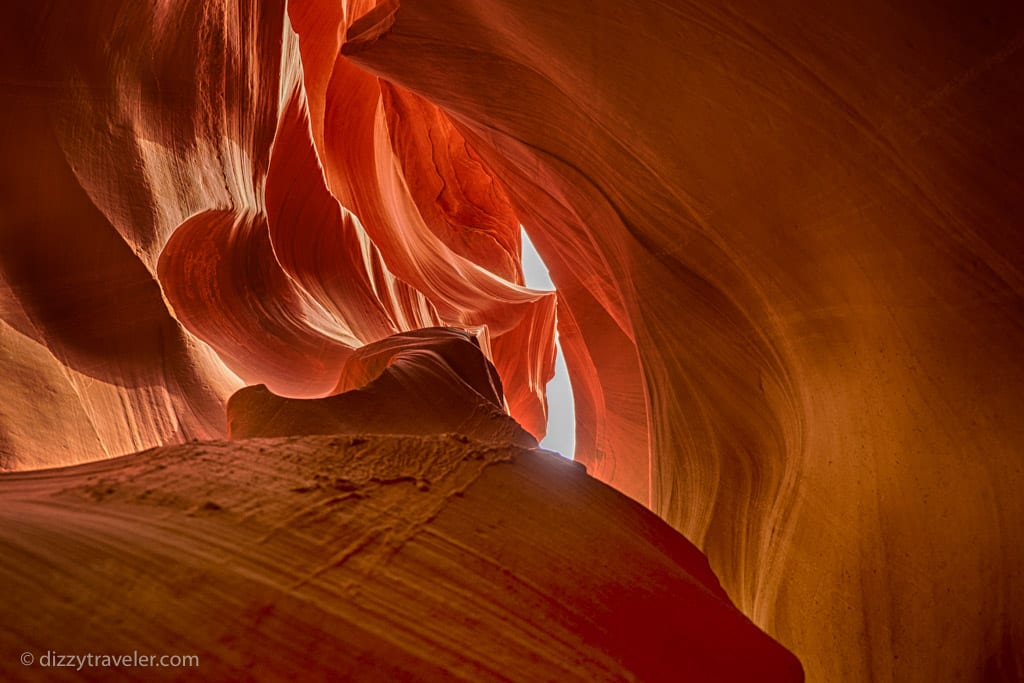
left=2, top=0, right=1022, bottom=681
left=227, top=328, right=536, bottom=449
left=0, top=434, right=803, bottom=682
left=344, top=1, right=1024, bottom=680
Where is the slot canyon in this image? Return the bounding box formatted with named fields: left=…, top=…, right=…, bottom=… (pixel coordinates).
left=1, top=1, right=1022, bottom=681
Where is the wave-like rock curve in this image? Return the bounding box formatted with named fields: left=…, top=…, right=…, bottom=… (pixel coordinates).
left=1, top=0, right=1022, bottom=681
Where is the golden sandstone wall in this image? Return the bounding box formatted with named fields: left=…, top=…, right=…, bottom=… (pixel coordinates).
left=1, top=1, right=1022, bottom=681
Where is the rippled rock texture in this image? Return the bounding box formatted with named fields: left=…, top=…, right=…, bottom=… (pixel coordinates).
left=2, top=1, right=1022, bottom=681
left=0, top=435, right=801, bottom=682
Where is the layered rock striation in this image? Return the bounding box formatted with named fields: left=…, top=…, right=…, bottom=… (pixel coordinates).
left=1, top=1, right=1022, bottom=681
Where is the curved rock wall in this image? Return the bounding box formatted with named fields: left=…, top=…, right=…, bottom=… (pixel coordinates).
left=1, top=1, right=1022, bottom=680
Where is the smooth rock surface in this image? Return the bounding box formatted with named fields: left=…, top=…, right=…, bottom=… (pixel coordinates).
left=0, top=435, right=801, bottom=682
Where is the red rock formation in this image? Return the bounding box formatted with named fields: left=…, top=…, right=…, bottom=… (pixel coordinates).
left=1, top=0, right=556, bottom=466
left=0, top=435, right=801, bottom=682
left=2, top=0, right=1022, bottom=681
left=226, top=328, right=537, bottom=449
left=344, top=3, right=1024, bottom=681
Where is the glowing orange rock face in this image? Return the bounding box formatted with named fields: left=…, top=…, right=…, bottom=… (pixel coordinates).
left=2, top=0, right=1022, bottom=681
left=1, top=0, right=556, bottom=468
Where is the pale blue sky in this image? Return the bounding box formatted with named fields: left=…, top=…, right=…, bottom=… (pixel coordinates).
left=520, top=228, right=576, bottom=459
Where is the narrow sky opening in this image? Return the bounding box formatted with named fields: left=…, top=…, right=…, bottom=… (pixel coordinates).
left=520, top=227, right=576, bottom=460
